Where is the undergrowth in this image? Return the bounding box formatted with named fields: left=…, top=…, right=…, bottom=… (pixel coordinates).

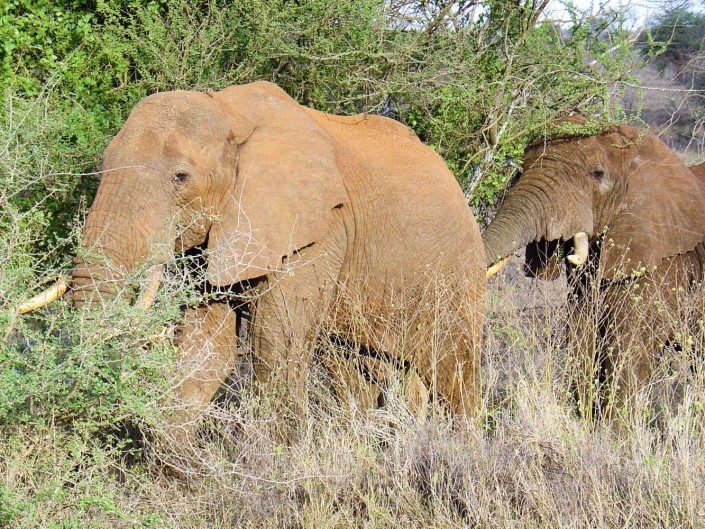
left=2, top=256, right=705, bottom=528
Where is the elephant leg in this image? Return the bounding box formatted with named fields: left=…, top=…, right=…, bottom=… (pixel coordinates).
left=599, top=279, right=670, bottom=426
left=426, top=343, right=479, bottom=417
left=364, top=356, right=429, bottom=417
left=414, top=285, right=482, bottom=417
left=319, top=352, right=383, bottom=412
left=325, top=351, right=429, bottom=416
left=249, top=238, right=343, bottom=430
left=565, top=290, right=603, bottom=424
left=158, top=301, right=238, bottom=461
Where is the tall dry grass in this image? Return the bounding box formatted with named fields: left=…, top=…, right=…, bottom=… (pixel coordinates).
left=4, top=254, right=705, bottom=528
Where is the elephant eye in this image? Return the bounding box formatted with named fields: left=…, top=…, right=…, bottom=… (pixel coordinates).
left=173, top=171, right=190, bottom=184
left=591, top=163, right=606, bottom=179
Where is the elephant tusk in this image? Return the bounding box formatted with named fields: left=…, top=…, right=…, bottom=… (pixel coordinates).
left=486, top=256, right=511, bottom=279
left=17, top=277, right=69, bottom=314
left=134, top=264, right=165, bottom=310
left=567, top=232, right=589, bottom=266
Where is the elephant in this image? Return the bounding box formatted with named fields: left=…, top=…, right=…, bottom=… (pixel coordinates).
left=690, top=161, right=705, bottom=180
left=483, top=116, right=705, bottom=423
left=20, top=81, right=485, bottom=449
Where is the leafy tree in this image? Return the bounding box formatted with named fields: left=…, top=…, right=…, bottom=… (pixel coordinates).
left=1, top=1, right=644, bottom=225
left=646, top=5, right=705, bottom=81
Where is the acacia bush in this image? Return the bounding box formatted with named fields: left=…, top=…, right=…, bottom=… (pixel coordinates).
left=1, top=0, right=645, bottom=236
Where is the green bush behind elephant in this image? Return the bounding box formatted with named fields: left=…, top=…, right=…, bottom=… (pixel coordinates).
left=23, top=82, right=486, bottom=452
left=483, top=116, right=705, bottom=423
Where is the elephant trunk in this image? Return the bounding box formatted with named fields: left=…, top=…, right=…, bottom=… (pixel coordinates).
left=71, top=234, right=136, bottom=307
left=71, top=254, right=128, bottom=307
left=17, top=214, right=169, bottom=313
left=70, top=177, right=171, bottom=309
left=482, top=187, right=544, bottom=267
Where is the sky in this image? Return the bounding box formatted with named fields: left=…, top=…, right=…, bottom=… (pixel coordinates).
left=543, top=0, right=681, bottom=25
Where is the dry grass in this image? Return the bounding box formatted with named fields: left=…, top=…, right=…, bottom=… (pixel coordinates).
left=3, top=256, right=705, bottom=528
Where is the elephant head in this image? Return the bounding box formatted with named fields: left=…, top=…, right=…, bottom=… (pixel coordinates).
left=33, top=82, right=347, bottom=308
left=483, top=117, right=705, bottom=280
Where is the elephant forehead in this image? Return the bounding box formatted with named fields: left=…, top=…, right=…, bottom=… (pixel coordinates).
left=160, top=131, right=221, bottom=163
left=126, top=93, right=228, bottom=140
left=524, top=145, right=582, bottom=172
left=528, top=136, right=613, bottom=168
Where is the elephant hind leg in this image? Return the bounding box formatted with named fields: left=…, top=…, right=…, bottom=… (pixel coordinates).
left=320, top=341, right=429, bottom=416
left=356, top=280, right=482, bottom=418
left=423, top=284, right=483, bottom=418
left=413, top=306, right=481, bottom=417
left=319, top=349, right=383, bottom=412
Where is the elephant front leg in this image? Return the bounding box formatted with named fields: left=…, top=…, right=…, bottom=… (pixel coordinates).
left=600, top=280, right=668, bottom=426
left=250, top=262, right=339, bottom=433
left=566, top=294, right=604, bottom=424
left=157, top=301, right=238, bottom=468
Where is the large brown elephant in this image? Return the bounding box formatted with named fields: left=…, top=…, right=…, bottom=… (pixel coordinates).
left=21, top=82, right=485, bottom=442
left=483, top=117, right=705, bottom=422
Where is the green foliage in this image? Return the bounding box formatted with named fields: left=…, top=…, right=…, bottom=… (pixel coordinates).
left=527, top=117, right=611, bottom=144
left=0, top=484, right=27, bottom=528
left=646, top=7, right=705, bottom=69
left=0, top=0, right=148, bottom=114
left=0, top=305, right=175, bottom=430
left=0, top=430, right=169, bottom=528
left=1, top=0, right=643, bottom=227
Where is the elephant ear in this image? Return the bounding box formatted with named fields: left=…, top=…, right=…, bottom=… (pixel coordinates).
left=206, top=82, right=348, bottom=285
left=601, top=128, right=705, bottom=279
left=524, top=239, right=563, bottom=280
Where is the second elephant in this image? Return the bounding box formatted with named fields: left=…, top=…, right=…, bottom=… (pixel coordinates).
left=483, top=117, right=705, bottom=422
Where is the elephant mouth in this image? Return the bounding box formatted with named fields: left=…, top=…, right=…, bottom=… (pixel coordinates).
left=486, top=231, right=590, bottom=279
left=17, top=263, right=165, bottom=314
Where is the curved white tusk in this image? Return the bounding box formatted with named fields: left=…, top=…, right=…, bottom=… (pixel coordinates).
left=134, top=264, right=165, bottom=310
left=486, top=255, right=511, bottom=279
left=567, top=232, right=589, bottom=266
left=17, top=277, right=69, bottom=314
